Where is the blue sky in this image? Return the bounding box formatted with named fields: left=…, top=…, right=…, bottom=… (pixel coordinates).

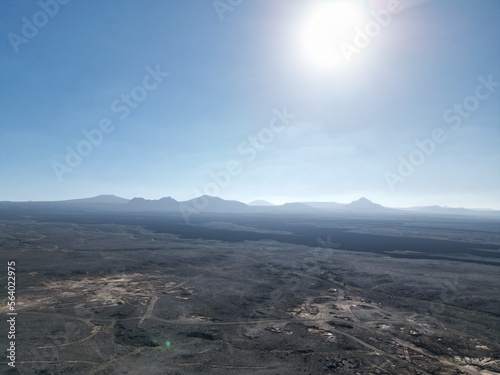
left=1, top=0, right=499, bottom=208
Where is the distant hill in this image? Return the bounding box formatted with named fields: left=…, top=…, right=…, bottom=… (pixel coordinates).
left=1, top=195, right=498, bottom=217
left=304, top=201, right=343, bottom=210
left=61, top=195, right=128, bottom=204
left=127, top=196, right=178, bottom=211
left=344, top=197, right=387, bottom=211
left=179, top=195, right=248, bottom=213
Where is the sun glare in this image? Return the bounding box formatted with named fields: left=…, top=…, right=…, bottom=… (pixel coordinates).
left=300, top=1, right=364, bottom=69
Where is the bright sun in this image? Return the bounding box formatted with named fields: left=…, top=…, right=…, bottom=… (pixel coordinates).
left=300, top=1, right=364, bottom=69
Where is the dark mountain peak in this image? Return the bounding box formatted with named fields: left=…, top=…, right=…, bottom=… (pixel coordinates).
left=345, top=197, right=387, bottom=211
left=63, top=195, right=128, bottom=204
left=180, top=195, right=248, bottom=212
left=126, top=196, right=179, bottom=211
left=198, top=195, right=247, bottom=205
left=129, top=197, right=146, bottom=202
left=158, top=196, right=176, bottom=202
left=199, top=195, right=222, bottom=201
left=126, top=197, right=151, bottom=207
left=353, top=197, right=372, bottom=204
left=94, top=194, right=123, bottom=199
left=349, top=197, right=376, bottom=205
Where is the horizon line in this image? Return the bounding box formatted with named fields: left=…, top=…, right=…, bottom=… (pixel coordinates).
left=2, top=194, right=499, bottom=211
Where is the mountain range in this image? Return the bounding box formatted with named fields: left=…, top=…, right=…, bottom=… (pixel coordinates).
left=1, top=195, right=498, bottom=217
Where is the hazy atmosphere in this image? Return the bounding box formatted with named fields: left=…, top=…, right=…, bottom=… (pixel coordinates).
left=1, top=0, right=499, bottom=208
left=2, top=2, right=500, bottom=374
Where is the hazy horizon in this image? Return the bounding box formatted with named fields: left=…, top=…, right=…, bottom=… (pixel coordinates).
left=1, top=0, right=499, bottom=209
left=4, top=192, right=500, bottom=211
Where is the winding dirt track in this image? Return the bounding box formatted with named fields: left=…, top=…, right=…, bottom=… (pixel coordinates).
left=21, top=300, right=498, bottom=375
